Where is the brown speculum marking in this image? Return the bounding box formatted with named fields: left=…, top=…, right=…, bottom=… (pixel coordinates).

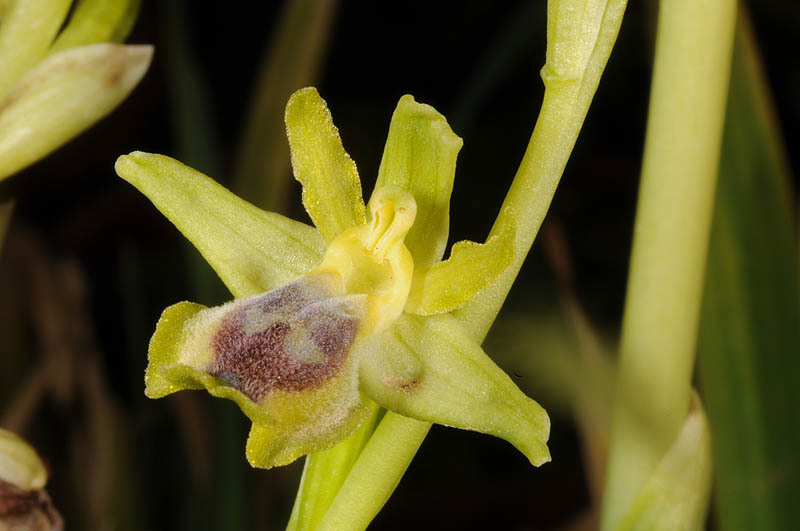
left=0, top=479, right=63, bottom=530
left=0, top=479, right=38, bottom=517
left=208, top=280, right=359, bottom=402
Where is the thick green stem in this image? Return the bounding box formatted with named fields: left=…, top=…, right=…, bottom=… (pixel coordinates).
left=315, top=414, right=430, bottom=531
left=600, top=0, right=736, bottom=528
left=286, top=400, right=380, bottom=531
left=309, top=1, right=629, bottom=528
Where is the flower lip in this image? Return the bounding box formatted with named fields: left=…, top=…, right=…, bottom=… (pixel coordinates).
left=206, top=275, right=362, bottom=401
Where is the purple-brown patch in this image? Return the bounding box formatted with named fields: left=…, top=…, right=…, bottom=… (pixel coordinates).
left=208, top=281, right=360, bottom=402
left=0, top=479, right=63, bottom=530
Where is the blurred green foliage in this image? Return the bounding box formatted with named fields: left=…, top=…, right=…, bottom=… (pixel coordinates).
left=698, top=13, right=799, bottom=531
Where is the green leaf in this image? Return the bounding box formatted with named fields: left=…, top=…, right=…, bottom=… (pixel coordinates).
left=697, top=15, right=800, bottom=531
left=50, top=0, right=142, bottom=52
left=0, top=44, right=152, bottom=181
left=374, top=95, right=463, bottom=267
left=115, top=152, right=326, bottom=298
left=359, top=313, right=551, bottom=466
left=285, top=87, right=366, bottom=244
left=0, top=0, right=72, bottom=100
left=618, top=394, right=712, bottom=531
left=405, top=211, right=515, bottom=315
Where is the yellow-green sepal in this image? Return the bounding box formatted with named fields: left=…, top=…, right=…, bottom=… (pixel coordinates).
left=50, top=0, right=142, bottom=52
left=0, top=0, right=72, bottom=100
left=359, top=313, right=551, bottom=466
left=116, top=152, right=326, bottom=298
left=374, top=95, right=463, bottom=267
left=0, top=44, right=152, bottom=181
left=618, top=393, right=712, bottom=530
left=285, top=87, right=366, bottom=244
left=405, top=212, right=516, bottom=315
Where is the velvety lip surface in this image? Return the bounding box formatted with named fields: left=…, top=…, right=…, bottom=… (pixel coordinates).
left=209, top=281, right=359, bottom=400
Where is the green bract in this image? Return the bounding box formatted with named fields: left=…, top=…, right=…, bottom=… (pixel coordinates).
left=115, top=87, right=550, bottom=469
left=0, top=0, right=150, bottom=181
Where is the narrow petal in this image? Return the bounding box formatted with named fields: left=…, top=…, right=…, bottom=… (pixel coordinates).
left=618, top=394, right=712, bottom=530
left=0, top=0, right=72, bottom=100
left=359, top=313, right=551, bottom=466
left=50, top=0, right=141, bottom=52
left=374, top=95, right=463, bottom=267
left=405, top=211, right=516, bottom=315
left=0, top=44, right=152, bottom=181
left=285, top=87, right=366, bottom=244
left=116, top=152, right=326, bottom=297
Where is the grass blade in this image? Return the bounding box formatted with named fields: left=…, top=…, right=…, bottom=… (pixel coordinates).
left=697, top=10, right=800, bottom=530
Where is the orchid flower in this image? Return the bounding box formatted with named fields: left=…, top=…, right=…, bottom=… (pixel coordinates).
left=115, top=88, right=550, bottom=469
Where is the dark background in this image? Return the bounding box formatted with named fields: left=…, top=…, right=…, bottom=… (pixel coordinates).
left=0, top=1, right=797, bottom=529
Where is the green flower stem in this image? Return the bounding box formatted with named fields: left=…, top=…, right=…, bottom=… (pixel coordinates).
left=315, top=413, right=431, bottom=531
left=287, top=400, right=381, bottom=531
left=308, top=1, right=629, bottom=529
left=456, top=0, right=629, bottom=340
left=600, top=0, right=736, bottom=529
